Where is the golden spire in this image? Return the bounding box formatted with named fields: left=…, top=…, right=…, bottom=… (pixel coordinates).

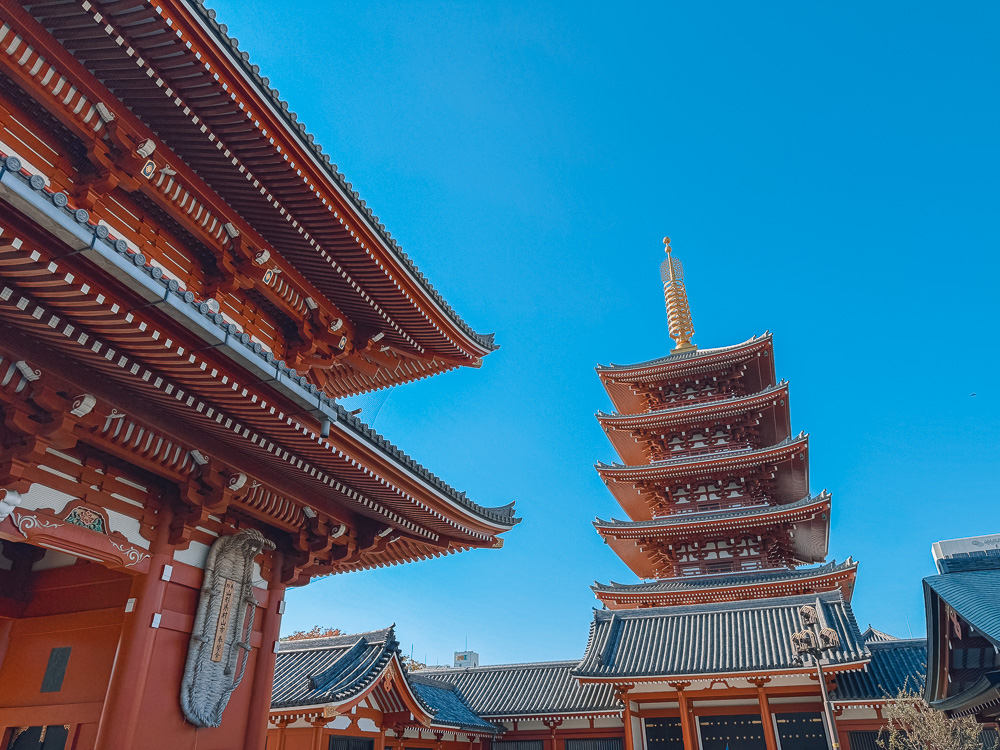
left=660, top=237, right=697, bottom=353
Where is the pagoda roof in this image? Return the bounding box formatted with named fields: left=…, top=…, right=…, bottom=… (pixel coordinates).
left=597, top=382, right=790, bottom=428
left=13, top=0, right=496, bottom=396
left=574, top=591, right=869, bottom=682
left=595, top=433, right=808, bottom=477
left=596, top=494, right=831, bottom=579
left=596, top=435, right=809, bottom=520
left=594, top=492, right=831, bottom=535
left=832, top=639, right=927, bottom=703
left=419, top=661, right=619, bottom=719
left=592, top=559, right=858, bottom=602
left=596, top=333, right=772, bottom=378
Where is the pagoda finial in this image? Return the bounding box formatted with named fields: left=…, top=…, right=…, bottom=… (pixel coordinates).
left=660, top=237, right=697, bottom=353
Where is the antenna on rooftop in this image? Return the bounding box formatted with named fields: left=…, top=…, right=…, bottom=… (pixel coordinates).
left=660, top=237, right=697, bottom=354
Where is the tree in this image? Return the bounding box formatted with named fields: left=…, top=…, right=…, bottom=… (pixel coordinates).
left=401, top=654, right=426, bottom=672
left=877, top=687, right=984, bottom=750
left=281, top=625, right=343, bottom=641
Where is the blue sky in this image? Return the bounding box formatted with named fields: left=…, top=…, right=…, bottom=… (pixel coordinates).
left=210, top=0, right=999, bottom=665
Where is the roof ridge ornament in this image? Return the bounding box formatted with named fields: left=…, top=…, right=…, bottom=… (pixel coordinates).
left=660, top=237, right=697, bottom=354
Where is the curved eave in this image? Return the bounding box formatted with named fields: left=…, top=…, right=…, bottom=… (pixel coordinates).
left=0, top=194, right=516, bottom=549
left=596, top=437, right=810, bottom=521
left=572, top=660, right=870, bottom=684
left=594, top=493, right=831, bottom=537
left=595, top=495, right=830, bottom=578
left=596, top=333, right=772, bottom=378
left=597, top=384, right=792, bottom=466
left=177, top=0, right=498, bottom=356
left=596, top=435, right=809, bottom=479
left=18, top=0, right=495, bottom=362
left=593, top=558, right=858, bottom=595
left=597, top=383, right=790, bottom=429
left=593, top=563, right=858, bottom=609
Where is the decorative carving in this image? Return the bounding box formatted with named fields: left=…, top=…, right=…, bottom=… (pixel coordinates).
left=10, top=511, right=61, bottom=537
left=180, top=529, right=275, bottom=727
left=109, top=541, right=150, bottom=568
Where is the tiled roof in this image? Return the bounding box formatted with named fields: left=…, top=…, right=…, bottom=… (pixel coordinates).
left=595, top=434, right=805, bottom=472
left=832, top=640, right=926, bottom=701
left=272, top=627, right=408, bottom=709
left=594, top=493, right=830, bottom=530
left=596, top=334, right=771, bottom=374
left=924, top=562, right=1000, bottom=647
left=593, top=559, right=858, bottom=594
left=418, top=662, right=619, bottom=718
left=574, top=592, right=868, bottom=679
left=861, top=626, right=900, bottom=643
left=186, top=0, right=497, bottom=352
left=409, top=675, right=500, bottom=732
left=0, top=149, right=518, bottom=531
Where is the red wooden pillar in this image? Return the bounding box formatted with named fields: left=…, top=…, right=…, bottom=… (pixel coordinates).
left=94, top=503, right=175, bottom=749
left=622, top=693, right=636, bottom=750
left=245, top=549, right=288, bottom=750
left=311, top=714, right=328, bottom=750
left=676, top=687, right=697, bottom=750
left=755, top=682, right=778, bottom=750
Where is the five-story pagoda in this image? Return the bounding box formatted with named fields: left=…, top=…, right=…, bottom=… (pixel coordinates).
left=591, top=238, right=857, bottom=609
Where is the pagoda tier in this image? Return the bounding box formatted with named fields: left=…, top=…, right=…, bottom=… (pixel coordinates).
left=592, top=558, right=858, bottom=609
left=596, top=381, right=791, bottom=465
left=595, top=434, right=810, bottom=521
left=596, top=334, right=775, bottom=416
left=594, top=493, right=831, bottom=579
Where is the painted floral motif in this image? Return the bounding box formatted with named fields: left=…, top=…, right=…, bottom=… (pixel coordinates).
left=63, top=506, right=107, bottom=534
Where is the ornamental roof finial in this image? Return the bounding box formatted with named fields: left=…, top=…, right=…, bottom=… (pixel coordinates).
left=660, top=237, right=697, bottom=353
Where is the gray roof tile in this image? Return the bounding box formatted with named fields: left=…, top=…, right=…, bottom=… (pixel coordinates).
left=272, top=627, right=406, bottom=709
left=409, top=675, right=500, bottom=732
left=574, top=592, right=868, bottom=679
left=418, top=662, right=619, bottom=718
left=592, top=559, right=857, bottom=594
left=832, top=639, right=926, bottom=701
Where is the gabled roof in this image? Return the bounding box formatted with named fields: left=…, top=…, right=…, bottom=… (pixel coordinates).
left=861, top=626, right=900, bottom=643
left=832, top=639, right=926, bottom=702
left=418, top=661, right=619, bottom=719
left=272, top=627, right=408, bottom=709
left=574, top=592, right=868, bottom=681
left=271, top=627, right=498, bottom=733
left=408, top=675, right=500, bottom=732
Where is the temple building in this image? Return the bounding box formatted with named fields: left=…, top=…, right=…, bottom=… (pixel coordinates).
left=923, top=535, right=1000, bottom=724
left=0, top=1, right=517, bottom=748
left=264, top=237, right=974, bottom=750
